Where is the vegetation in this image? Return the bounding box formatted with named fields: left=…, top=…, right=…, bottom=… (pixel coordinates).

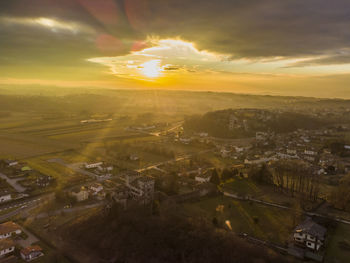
left=184, top=109, right=328, bottom=138
left=62, top=203, right=288, bottom=263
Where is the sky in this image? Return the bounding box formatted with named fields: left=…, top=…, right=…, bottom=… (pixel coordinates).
left=1, top=0, right=350, bottom=98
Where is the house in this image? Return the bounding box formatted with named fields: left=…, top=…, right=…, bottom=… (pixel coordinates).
left=129, top=154, right=139, bottom=161
left=71, top=187, right=89, bottom=202
left=84, top=162, right=103, bottom=169
left=0, top=239, right=15, bottom=257
left=36, top=175, right=52, bottom=187
left=0, top=222, right=21, bottom=239
left=90, top=183, right=103, bottom=194
left=293, top=217, right=327, bottom=251
left=304, top=150, right=317, bottom=156
left=0, top=191, right=11, bottom=203
left=256, top=132, right=269, bottom=141
left=112, top=185, right=130, bottom=208
left=179, top=137, right=191, bottom=144
left=126, top=175, right=155, bottom=202
left=287, top=148, right=297, bottom=155
left=229, top=114, right=239, bottom=130
left=4, top=160, right=18, bottom=167
left=20, top=245, right=43, bottom=261
left=220, top=148, right=231, bottom=158
left=195, top=171, right=212, bottom=183
left=97, top=164, right=113, bottom=173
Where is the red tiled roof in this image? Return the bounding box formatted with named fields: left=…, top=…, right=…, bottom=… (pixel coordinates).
left=20, top=245, right=42, bottom=256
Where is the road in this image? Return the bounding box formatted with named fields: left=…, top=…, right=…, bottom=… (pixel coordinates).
left=35, top=202, right=103, bottom=219
left=0, top=172, right=26, bottom=192
left=0, top=193, right=54, bottom=222
left=137, top=149, right=214, bottom=173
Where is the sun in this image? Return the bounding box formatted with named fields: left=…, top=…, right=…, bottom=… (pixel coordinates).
left=139, top=60, right=162, bottom=78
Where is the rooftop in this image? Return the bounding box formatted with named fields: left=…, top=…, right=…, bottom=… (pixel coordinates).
left=294, top=217, right=327, bottom=240
left=0, top=221, right=21, bottom=235
left=20, top=245, right=42, bottom=256
left=0, top=239, right=14, bottom=251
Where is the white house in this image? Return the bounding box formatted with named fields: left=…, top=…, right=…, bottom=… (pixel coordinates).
left=84, top=162, right=103, bottom=169
left=90, top=183, right=103, bottom=194
left=304, top=150, right=317, bottom=156
left=5, top=160, right=18, bottom=167
left=195, top=172, right=212, bottom=183
left=0, top=190, right=11, bottom=203
left=0, top=239, right=15, bottom=257
left=293, top=217, right=326, bottom=251
left=21, top=245, right=43, bottom=261
left=0, top=221, right=21, bottom=239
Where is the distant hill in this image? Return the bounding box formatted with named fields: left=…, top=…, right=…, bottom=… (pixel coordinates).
left=0, top=88, right=350, bottom=117
left=184, top=109, right=329, bottom=138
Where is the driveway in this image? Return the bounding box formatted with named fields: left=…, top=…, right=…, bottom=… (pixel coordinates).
left=16, top=227, right=39, bottom=248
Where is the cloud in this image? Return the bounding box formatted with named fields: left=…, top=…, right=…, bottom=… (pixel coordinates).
left=87, top=38, right=224, bottom=80
left=2, top=0, right=350, bottom=61
left=286, top=52, right=350, bottom=67
left=0, top=16, right=95, bottom=34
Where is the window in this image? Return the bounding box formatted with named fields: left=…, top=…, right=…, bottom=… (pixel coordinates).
left=306, top=241, right=314, bottom=248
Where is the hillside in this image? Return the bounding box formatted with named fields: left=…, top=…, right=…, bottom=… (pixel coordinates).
left=183, top=109, right=329, bottom=138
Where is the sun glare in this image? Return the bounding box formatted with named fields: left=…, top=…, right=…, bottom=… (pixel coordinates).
left=140, top=60, right=162, bottom=78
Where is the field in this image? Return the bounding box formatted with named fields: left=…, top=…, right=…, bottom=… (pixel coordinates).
left=181, top=196, right=296, bottom=245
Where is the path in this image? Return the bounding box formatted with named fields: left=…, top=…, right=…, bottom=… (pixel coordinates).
left=0, top=172, right=26, bottom=192
left=17, top=227, right=39, bottom=248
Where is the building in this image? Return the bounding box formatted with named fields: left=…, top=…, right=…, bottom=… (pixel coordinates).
left=90, top=183, right=103, bottom=195
left=4, top=160, right=18, bottom=167
left=0, top=191, right=11, bottom=203
left=20, top=245, right=43, bottom=261
left=0, top=222, right=21, bottom=239
left=0, top=239, right=15, bottom=257
left=195, top=171, right=212, bottom=183
left=112, top=185, right=130, bottom=208
left=36, top=175, right=52, bottom=187
left=229, top=114, right=239, bottom=130
left=126, top=175, right=155, bottom=203
left=256, top=131, right=269, bottom=141
left=71, top=187, right=89, bottom=202
left=293, top=217, right=327, bottom=251
left=84, top=162, right=103, bottom=169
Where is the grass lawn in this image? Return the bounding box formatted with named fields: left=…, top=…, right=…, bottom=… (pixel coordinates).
left=222, top=178, right=300, bottom=208
left=181, top=196, right=296, bottom=245
left=324, top=223, right=350, bottom=263
left=25, top=156, right=86, bottom=187
left=222, top=178, right=261, bottom=197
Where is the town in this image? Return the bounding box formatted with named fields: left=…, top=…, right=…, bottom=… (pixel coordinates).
left=0, top=97, right=349, bottom=262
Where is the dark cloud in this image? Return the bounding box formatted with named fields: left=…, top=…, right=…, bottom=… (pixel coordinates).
left=1, top=0, right=350, bottom=71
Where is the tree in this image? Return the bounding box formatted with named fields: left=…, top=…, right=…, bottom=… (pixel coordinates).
left=167, top=172, right=179, bottom=195
left=221, top=168, right=234, bottom=182
left=210, top=169, right=220, bottom=186
left=329, top=174, right=350, bottom=210
left=212, top=217, right=218, bottom=227
left=249, top=164, right=273, bottom=185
